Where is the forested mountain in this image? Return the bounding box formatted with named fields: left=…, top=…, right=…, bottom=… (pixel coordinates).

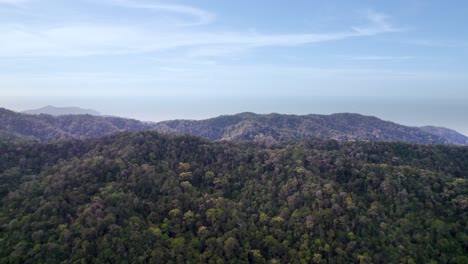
left=0, top=108, right=151, bottom=141
left=420, top=126, right=468, bottom=146
left=23, top=105, right=101, bottom=116
left=2, top=107, right=467, bottom=145
left=0, top=131, right=466, bottom=263
left=154, top=112, right=455, bottom=145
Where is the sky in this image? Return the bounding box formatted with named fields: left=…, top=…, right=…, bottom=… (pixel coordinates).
left=0, top=0, right=467, bottom=134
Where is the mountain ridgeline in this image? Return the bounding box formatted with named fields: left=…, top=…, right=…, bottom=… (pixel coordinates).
left=0, top=108, right=150, bottom=141
left=0, top=131, right=467, bottom=263
left=1, top=106, right=467, bottom=262
left=420, top=126, right=468, bottom=146
left=1, top=107, right=467, bottom=145
left=22, top=105, right=101, bottom=116
left=154, top=112, right=463, bottom=145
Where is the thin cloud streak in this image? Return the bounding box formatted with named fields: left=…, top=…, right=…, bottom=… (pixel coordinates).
left=102, top=0, right=216, bottom=26
left=348, top=55, right=413, bottom=61
left=2, top=65, right=466, bottom=91
left=406, top=39, right=467, bottom=48
left=0, top=0, right=28, bottom=4
left=0, top=10, right=403, bottom=57
left=352, top=10, right=402, bottom=34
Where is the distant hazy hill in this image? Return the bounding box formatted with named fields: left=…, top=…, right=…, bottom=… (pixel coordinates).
left=420, top=126, right=468, bottom=145
left=1, top=107, right=466, bottom=145
left=0, top=108, right=150, bottom=141
left=23, top=105, right=101, bottom=116
left=154, top=112, right=454, bottom=145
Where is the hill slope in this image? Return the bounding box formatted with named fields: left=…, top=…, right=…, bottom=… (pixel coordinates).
left=154, top=112, right=452, bottom=145
left=23, top=105, right=101, bottom=116
left=0, top=132, right=466, bottom=263
left=420, top=125, right=468, bottom=145
left=2, top=107, right=466, bottom=145
left=0, top=108, right=151, bottom=141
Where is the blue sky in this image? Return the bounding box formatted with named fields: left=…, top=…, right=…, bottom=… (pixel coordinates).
left=0, top=0, right=467, bottom=133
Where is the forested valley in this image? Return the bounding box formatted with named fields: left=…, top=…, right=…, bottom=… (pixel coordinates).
left=0, top=131, right=467, bottom=263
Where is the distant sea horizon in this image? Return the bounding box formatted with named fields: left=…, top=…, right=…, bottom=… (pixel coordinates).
left=2, top=96, right=467, bottom=136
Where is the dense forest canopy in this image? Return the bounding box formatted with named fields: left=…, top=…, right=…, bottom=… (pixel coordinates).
left=2, top=0, right=468, bottom=262
left=0, top=131, right=466, bottom=263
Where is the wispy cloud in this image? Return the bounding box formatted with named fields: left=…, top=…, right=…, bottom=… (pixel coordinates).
left=0, top=26, right=399, bottom=57
left=187, top=46, right=247, bottom=58
left=102, top=0, right=216, bottom=26
left=406, top=39, right=466, bottom=48
left=0, top=0, right=28, bottom=3
left=0, top=7, right=403, bottom=58
left=0, top=0, right=28, bottom=6
left=347, top=55, right=413, bottom=61
left=2, top=65, right=467, bottom=97
left=352, top=10, right=403, bottom=35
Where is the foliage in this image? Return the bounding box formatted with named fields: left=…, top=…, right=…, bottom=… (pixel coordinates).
left=0, top=131, right=467, bottom=263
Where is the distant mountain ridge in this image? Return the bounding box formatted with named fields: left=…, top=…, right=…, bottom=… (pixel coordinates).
left=1, top=107, right=467, bottom=145
left=23, top=105, right=101, bottom=116
left=1, top=108, right=149, bottom=141
left=154, top=112, right=459, bottom=145
left=420, top=126, right=468, bottom=145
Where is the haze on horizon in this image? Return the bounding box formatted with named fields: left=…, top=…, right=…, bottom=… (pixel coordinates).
left=1, top=0, right=467, bottom=133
